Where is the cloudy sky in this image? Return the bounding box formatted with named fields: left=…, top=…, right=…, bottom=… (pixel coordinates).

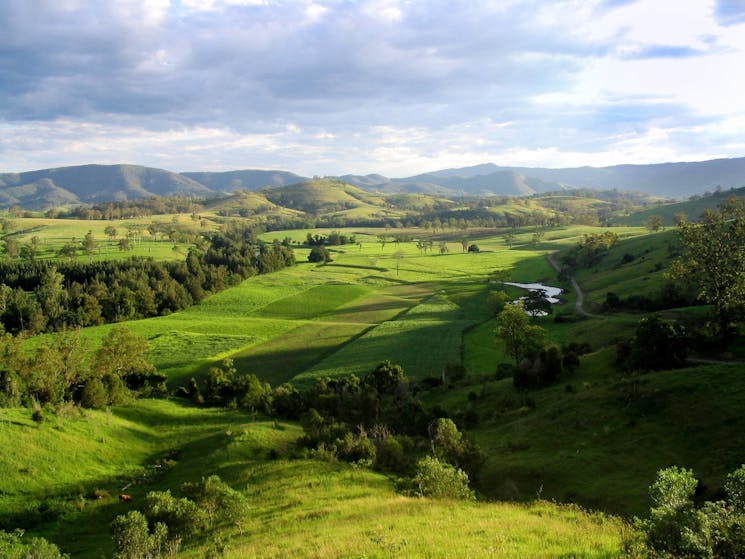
left=1, top=0, right=745, bottom=176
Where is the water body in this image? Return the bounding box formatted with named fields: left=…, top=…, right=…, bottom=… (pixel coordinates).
left=500, top=282, right=563, bottom=316
left=503, top=282, right=562, bottom=303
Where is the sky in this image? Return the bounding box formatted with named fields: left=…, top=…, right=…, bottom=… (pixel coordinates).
left=1, top=0, right=745, bottom=177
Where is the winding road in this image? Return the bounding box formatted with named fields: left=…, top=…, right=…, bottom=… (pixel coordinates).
left=546, top=253, right=602, bottom=318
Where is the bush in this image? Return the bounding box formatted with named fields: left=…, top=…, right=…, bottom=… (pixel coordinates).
left=634, top=465, right=745, bottom=558
left=467, top=244, right=480, bottom=253
left=413, top=456, right=474, bottom=500
left=308, top=246, right=331, bottom=263
left=0, top=530, right=69, bottom=559
left=111, top=510, right=168, bottom=559
left=80, top=377, right=108, bottom=409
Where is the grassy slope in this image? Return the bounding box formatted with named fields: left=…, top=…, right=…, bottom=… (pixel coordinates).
left=611, top=186, right=745, bottom=226
left=0, top=399, right=626, bottom=559
left=6, top=220, right=745, bottom=555
left=1, top=214, right=208, bottom=261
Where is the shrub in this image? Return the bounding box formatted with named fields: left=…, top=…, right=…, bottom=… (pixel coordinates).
left=80, top=377, right=108, bottom=409
left=467, top=244, right=480, bottom=253
left=634, top=465, right=745, bottom=559
left=111, top=510, right=168, bottom=559
left=413, top=456, right=474, bottom=500
left=308, top=246, right=331, bottom=263
left=0, top=529, right=69, bottom=559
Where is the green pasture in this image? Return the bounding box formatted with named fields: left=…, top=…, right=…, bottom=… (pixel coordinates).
left=1, top=215, right=207, bottom=262
left=612, top=186, right=745, bottom=226
left=21, top=224, right=654, bottom=392
left=0, top=399, right=627, bottom=559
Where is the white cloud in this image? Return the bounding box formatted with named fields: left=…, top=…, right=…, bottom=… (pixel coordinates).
left=1, top=0, right=744, bottom=175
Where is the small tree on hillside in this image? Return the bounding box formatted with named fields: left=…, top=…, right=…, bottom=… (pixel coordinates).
left=308, top=246, right=331, bottom=263
left=413, top=456, right=474, bottom=500
left=670, top=197, right=745, bottom=340
left=496, top=302, right=545, bottom=366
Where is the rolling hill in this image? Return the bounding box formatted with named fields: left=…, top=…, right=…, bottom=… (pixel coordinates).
left=2, top=156, right=745, bottom=209
left=0, top=164, right=210, bottom=210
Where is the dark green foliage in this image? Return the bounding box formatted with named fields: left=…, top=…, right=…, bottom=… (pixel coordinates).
left=143, top=490, right=206, bottom=537
left=0, top=325, right=157, bottom=409
left=496, top=303, right=545, bottom=366
left=80, top=377, right=108, bottom=409
left=180, top=475, right=249, bottom=527
left=671, top=196, right=745, bottom=338
left=626, top=316, right=689, bottom=371
left=467, top=244, right=480, bottom=253
left=364, top=361, right=405, bottom=395
left=561, top=231, right=619, bottom=270
left=307, top=246, right=331, bottom=263
left=201, top=359, right=272, bottom=411
left=0, top=227, right=294, bottom=334
left=443, top=362, right=466, bottom=383
left=523, top=289, right=553, bottom=317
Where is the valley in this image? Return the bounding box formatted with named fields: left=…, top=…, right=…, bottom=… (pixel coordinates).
left=0, top=184, right=743, bottom=558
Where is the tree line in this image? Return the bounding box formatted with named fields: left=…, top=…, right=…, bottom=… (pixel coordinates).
left=177, top=359, right=485, bottom=494
left=0, top=227, right=295, bottom=335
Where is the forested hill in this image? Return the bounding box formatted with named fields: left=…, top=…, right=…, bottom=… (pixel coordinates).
left=2, top=156, right=745, bottom=209
left=0, top=165, right=210, bottom=209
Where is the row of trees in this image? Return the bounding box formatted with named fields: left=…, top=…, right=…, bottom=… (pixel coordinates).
left=0, top=228, right=295, bottom=335
left=0, top=327, right=163, bottom=409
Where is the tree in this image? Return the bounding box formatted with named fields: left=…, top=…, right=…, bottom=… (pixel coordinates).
left=105, top=225, right=118, bottom=240
left=495, top=302, right=545, bottom=366
left=0, top=529, right=69, bottom=559
left=118, top=238, right=132, bottom=251
left=628, top=316, right=688, bottom=371
left=364, top=361, right=405, bottom=394
left=647, top=215, right=664, bottom=231
left=111, top=510, right=168, bottom=559
left=3, top=238, right=19, bottom=259
left=467, top=244, right=480, bottom=253
left=93, top=327, right=158, bottom=394
left=634, top=465, right=745, bottom=558
left=523, top=289, right=552, bottom=317
left=413, top=456, right=474, bottom=500
left=180, top=475, right=249, bottom=527
left=82, top=230, right=95, bottom=256
left=670, top=197, right=745, bottom=338
left=308, top=246, right=331, bottom=263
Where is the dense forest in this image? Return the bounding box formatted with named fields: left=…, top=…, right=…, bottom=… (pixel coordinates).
left=0, top=226, right=295, bottom=335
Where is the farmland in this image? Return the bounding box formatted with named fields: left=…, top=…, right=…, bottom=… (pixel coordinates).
left=2, top=209, right=744, bottom=557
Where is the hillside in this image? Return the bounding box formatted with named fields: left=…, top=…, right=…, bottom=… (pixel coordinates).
left=3, top=156, right=745, bottom=209
left=612, top=186, right=745, bottom=226
left=0, top=165, right=210, bottom=210
left=0, top=400, right=625, bottom=558
left=182, top=169, right=306, bottom=191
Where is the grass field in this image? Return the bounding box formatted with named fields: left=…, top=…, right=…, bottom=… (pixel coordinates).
left=0, top=399, right=628, bottom=558
left=2, top=214, right=207, bottom=261
left=8, top=219, right=742, bottom=556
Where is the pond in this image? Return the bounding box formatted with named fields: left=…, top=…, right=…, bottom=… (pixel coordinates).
left=502, top=282, right=563, bottom=316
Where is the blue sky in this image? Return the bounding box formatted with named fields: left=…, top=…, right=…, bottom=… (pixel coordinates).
left=1, top=0, right=744, bottom=176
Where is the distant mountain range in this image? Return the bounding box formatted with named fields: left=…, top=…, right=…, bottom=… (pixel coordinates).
left=1, top=157, right=744, bottom=210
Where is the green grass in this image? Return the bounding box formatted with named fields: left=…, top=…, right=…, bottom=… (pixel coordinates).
left=612, top=186, right=745, bottom=226
left=0, top=399, right=627, bottom=558
left=2, top=215, right=205, bottom=262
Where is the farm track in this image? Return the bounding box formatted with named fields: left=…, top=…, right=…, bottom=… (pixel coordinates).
left=545, top=253, right=603, bottom=318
